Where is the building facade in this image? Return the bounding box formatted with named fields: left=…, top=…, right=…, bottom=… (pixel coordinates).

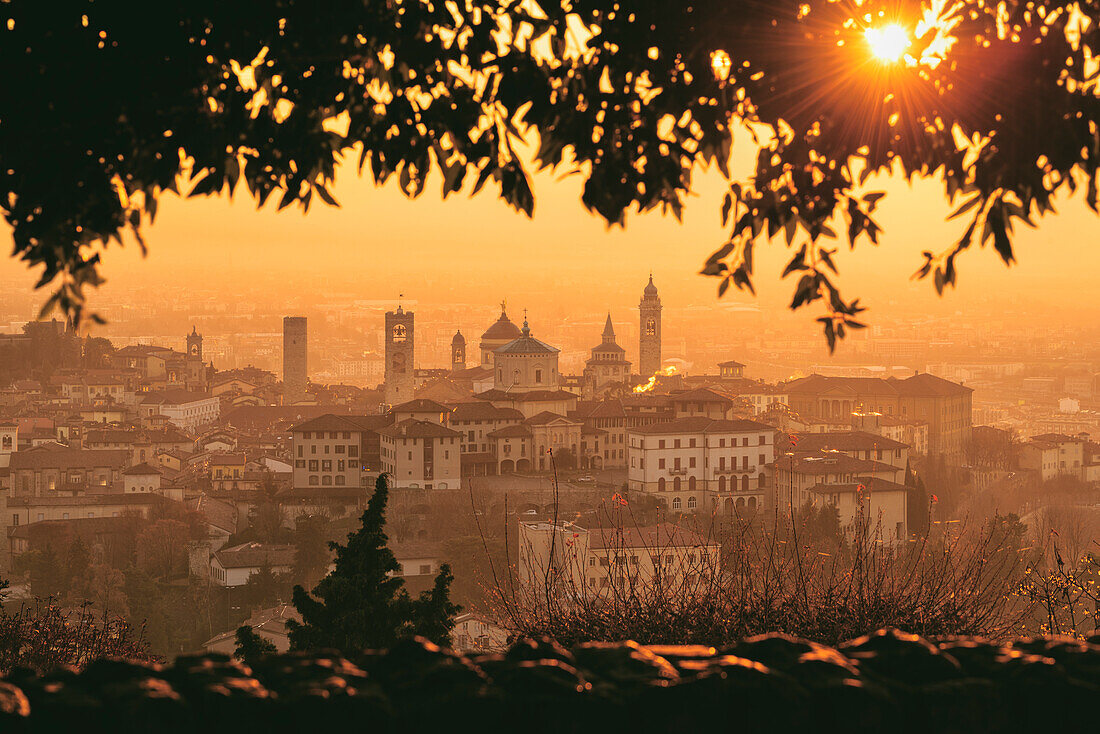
left=626, top=417, right=776, bottom=513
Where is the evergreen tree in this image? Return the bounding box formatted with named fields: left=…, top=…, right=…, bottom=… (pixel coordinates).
left=291, top=514, right=331, bottom=589
left=243, top=562, right=289, bottom=611
left=65, top=535, right=90, bottom=592
left=234, top=625, right=277, bottom=666
left=288, top=474, right=460, bottom=652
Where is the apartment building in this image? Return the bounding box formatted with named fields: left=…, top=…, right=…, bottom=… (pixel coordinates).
left=379, top=419, right=462, bottom=490
left=626, top=417, right=776, bottom=513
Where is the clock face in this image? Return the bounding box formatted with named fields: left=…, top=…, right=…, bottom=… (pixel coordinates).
left=191, top=345, right=198, bottom=354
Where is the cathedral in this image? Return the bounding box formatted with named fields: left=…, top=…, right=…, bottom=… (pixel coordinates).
left=582, top=314, right=631, bottom=398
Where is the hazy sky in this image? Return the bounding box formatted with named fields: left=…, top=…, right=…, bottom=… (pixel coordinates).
left=3, top=142, right=1099, bottom=331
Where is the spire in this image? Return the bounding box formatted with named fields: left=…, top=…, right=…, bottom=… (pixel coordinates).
left=602, top=313, right=616, bottom=341
left=521, top=309, right=530, bottom=337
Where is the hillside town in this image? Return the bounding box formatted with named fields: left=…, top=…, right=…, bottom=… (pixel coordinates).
left=1, top=277, right=1097, bottom=656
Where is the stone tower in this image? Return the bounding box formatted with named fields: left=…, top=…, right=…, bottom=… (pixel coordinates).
left=384, top=305, right=415, bottom=406
left=638, top=275, right=662, bottom=378
left=186, top=325, right=203, bottom=360
left=283, top=316, right=308, bottom=404
left=451, top=330, right=466, bottom=372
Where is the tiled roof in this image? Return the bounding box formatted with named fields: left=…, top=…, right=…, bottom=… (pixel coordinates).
left=9, top=447, right=131, bottom=471
left=629, top=417, right=773, bottom=435
left=378, top=419, right=461, bottom=440
left=213, top=542, right=296, bottom=569
left=780, top=431, right=908, bottom=453
left=123, top=462, right=163, bottom=476
left=391, top=399, right=448, bottom=416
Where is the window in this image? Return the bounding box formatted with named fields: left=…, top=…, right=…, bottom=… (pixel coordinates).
left=335, top=445, right=345, bottom=454
left=335, top=475, right=346, bottom=486
left=687, top=496, right=697, bottom=509
left=11, top=515, right=18, bottom=526
left=658, top=458, right=666, bottom=469
left=535, top=369, right=543, bottom=383
left=392, top=324, right=407, bottom=342
left=322, top=460, right=332, bottom=472
left=309, top=460, right=319, bottom=472
left=672, top=497, right=682, bottom=510
left=419, top=564, right=432, bottom=575
left=309, top=475, right=319, bottom=485
left=322, top=475, right=333, bottom=485
left=645, top=318, right=656, bottom=336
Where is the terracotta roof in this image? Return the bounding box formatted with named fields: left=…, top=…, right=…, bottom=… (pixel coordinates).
left=213, top=542, right=295, bottom=569
left=122, top=462, right=162, bottom=476
left=808, top=477, right=909, bottom=494
left=140, top=389, right=214, bottom=405
left=780, top=431, right=908, bottom=453
left=186, top=494, right=239, bottom=534
left=391, top=399, right=449, bottom=414
left=670, top=387, right=735, bottom=405
left=9, top=447, right=130, bottom=471
left=475, top=389, right=578, bottom=403
left=588, top=524, right=713, bottom=550
left=379, top=419, right=461, bottom=440
left=448, top=403, right=524, bottom=422
left=487, top=424, right=532, bottom=439
left=524, top=411, right=579, bottom=427
left=290, top=413, right=390, bottom=433
left=629, top=417, right=773, bottom=435
left=774, top=452, right=898, bottom=476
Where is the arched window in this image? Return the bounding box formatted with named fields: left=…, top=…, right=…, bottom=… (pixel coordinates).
left=688, top=476, right=696, bottom=492
left=758, top=473, right=766, bottom=488
left=645, top=318, right=656, bottom=336
left=308, top=475, right=319, bottom=486
left=748, top=496, right=758, bottom=509
left=322, top=475, right=332, bottom=485
left=672, top=497, right=682, bottom=510
left=658, top=477, right=666, bottom=491
left=718, top=475, right=726, bottom=492
left=736, top=497, right=745, bottom=508
left=335, top=475, right=345, bottom=486
left=392, top=324, right=407, bottom=342
left=741, top=475, right=750, bottom=492
left=673, top=476, right=682, bottom=492
left=513, top=369, right=521, bottom=385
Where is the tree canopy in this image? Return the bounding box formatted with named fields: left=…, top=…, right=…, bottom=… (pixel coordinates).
left=2, top=1, right=1097, bottom=344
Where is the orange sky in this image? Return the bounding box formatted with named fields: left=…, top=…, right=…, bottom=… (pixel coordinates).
left=3, top=145, right=1099, bottom=329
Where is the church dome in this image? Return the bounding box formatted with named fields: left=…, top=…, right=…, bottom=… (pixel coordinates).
left=452, top=330, right=466, bottom=346
left=643, top=275, right=658, bottom=296
left=481, top=310, right=523, bottom=341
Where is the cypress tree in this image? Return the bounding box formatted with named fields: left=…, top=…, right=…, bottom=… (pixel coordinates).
left=287, top=474, right=460, bottom=652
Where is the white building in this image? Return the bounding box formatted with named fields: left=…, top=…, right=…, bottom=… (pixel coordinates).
left=627, top=417, right=776, bottom=513
left=379, top=419, right=463, bottom=490
left=517, top=520, right=720, bottom=601
left=209, top=542, right=295, bottom=588
left=139, top=390, right=220, bottom=432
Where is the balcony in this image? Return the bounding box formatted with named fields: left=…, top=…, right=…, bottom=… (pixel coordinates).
left=667, top=467, right=688, bottom=475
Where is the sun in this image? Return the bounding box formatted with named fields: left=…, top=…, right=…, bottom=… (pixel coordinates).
left=865, top=24, right=910, bottom=63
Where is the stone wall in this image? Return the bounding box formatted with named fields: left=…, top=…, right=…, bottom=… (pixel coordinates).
left=0, top=629, right=1096, bottom=733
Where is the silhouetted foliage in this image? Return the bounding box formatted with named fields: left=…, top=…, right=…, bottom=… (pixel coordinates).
left=0, top=600, right=156, bottom=674
left=234, top=624, right=277, bottom=666
left=3, top=2, right=1096, bottom=342
left=288, top=474, right=460, bottom=652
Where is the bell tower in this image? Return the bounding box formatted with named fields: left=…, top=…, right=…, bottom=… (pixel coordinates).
left=451, top=330, right=466, bottom=372
left=186, top=326, right=203, bottom=361
left=639, top=274, right=662, bottom=378
left=384, top=302, right=415, bottom=407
